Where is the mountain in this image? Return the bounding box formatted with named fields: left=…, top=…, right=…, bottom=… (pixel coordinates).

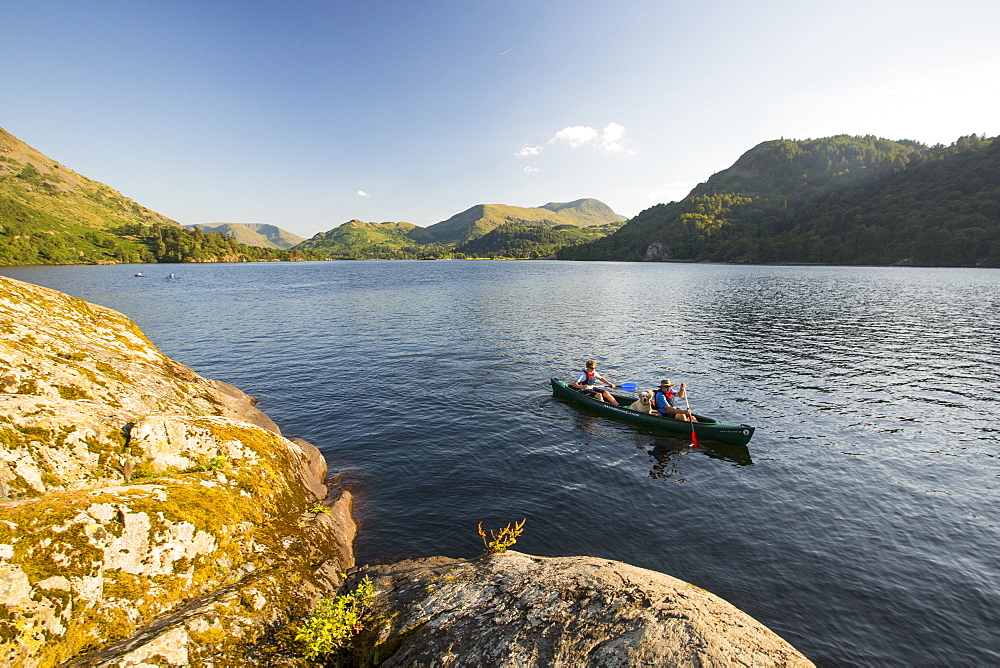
left=452, top=222, right=622, bottom=259
left=559, top=134, right=1000, bottom=267
left=293, top=198, right=626, bottom=259
left=0, top=127, right=321, bottom=265
left=539, top=198, right=627, bottom=227
left=410, top=199, right=626, bottom=245
left=186, top=222, right=305, bottom=249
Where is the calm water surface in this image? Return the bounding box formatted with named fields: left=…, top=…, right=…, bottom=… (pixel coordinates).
left=2, top=261, right=997, bottom=666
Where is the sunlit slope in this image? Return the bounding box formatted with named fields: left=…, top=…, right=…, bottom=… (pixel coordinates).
left=0, top=127, right=180, bottom=231
left=293, top=198, right=626, bottom=258
left=539, top=198, right=627, bottom=227
left=0, top=127, right=321, bottom=265
left=453, top=220, right=624, bottom=258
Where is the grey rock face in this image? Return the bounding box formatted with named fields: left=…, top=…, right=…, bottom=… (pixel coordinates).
left=645, top=241, right=672, bottom=260
left=355, top=551, right=814, bottom=667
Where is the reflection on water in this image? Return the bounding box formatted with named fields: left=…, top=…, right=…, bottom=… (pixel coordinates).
left=646, top=437, right=752, bottom=480
left=645, top=441, right=693, bottom=481
left=1, top=261, right=998, bottom=666
left=552, top=394, right=755, bottom=477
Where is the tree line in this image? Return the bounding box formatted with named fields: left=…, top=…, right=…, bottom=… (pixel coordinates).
left=110, top=224, right=326, bottom=263
left=0, top=202, right=326, bottom=265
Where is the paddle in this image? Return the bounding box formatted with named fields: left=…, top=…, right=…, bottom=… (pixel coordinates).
left=683, top=392, right=699, bottom=449
left=619, top=382, right=637, bottom=392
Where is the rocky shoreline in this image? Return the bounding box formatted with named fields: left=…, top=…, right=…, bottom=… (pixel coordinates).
left=0, top=276, right=356, bottom=665
left=0, top=275, right=812, bottom=666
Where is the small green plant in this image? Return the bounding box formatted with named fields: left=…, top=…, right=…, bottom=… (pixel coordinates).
left=478, top=518, right=527, bottom=554
left=298, top=504, right=332, bottom=526
left=204, top=454, right=228, bottom=470
left=296, top=575, right=375, bottom=659
left=188, top=454, right=228, bottom=473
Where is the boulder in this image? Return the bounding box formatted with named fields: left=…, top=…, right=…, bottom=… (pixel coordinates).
left=353, top=551, right=814, bottom=667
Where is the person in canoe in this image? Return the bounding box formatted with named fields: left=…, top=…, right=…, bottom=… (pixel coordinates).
left=570, top=360, right=619, bottom=405
left=653, top=379, right=697, bottom=422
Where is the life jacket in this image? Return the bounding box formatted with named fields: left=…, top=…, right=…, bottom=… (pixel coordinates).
left=581, top=368, right=597, bottom=386
left=654, top=388, right=675, bottom=410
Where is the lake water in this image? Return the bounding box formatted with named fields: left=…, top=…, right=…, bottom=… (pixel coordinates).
left=2, top=260, right=997, bottom=666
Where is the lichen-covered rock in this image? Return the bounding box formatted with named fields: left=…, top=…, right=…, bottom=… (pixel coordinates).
left=354, top=551, right=814, bottom=667
left=0, top=276, right=280, bottom=433
left=0, top=276, right=355, bottom=666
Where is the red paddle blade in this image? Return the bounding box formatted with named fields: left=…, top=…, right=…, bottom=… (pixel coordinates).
left=690, top=427, right=699, bottom=449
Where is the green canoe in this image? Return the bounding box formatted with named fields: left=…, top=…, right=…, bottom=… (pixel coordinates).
left=551, top=378, right=756, bottom=446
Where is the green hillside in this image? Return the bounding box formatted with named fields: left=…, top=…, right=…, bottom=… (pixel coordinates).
left=0, top=127, right=321, bottom=265
left=0, top=126, right=181, bottom=264
left=294, top=220, right=436, bottom=259
left=560, top=134, right=1000, bottom=267
left=187, top=223, right=305, bottom=249
left=0, top=127, right=180, bottom=232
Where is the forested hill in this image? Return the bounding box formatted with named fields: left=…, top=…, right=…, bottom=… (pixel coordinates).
left=559, top=135, right=1000, bottom=267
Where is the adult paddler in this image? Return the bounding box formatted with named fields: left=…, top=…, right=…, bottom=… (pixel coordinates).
left=653, top=379, right=696, bottom=421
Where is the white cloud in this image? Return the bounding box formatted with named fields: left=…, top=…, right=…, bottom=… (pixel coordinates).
left=516, top=122, right=634, bottom=161
left=357, top=190, right=370, bottom=197
left=549, top=125, right=599, bottom=148
left=546, top=122, right=633, bottom=153
left=602, top=122, right=626, bottom=143
left=601, top=123, right=636, bottom=153
left=523, top=166, right=540, bottom=173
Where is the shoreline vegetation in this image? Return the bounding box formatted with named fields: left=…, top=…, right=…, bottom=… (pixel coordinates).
left=3, top=126, right=997, bottom=268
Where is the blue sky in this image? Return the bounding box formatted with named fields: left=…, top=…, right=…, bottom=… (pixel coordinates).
left=4, top=0, right=998, bottom=236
